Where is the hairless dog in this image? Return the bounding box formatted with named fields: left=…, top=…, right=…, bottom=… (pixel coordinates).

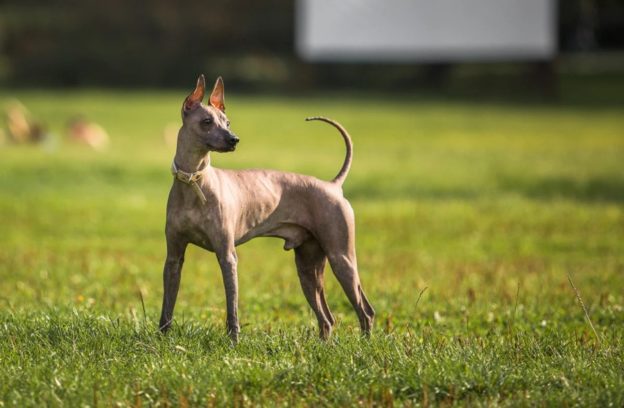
left=159, top=75, right=375, bottom=342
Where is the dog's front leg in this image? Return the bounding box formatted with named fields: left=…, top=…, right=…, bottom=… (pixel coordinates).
left=216, top=246, right=240, bottom=343
left=159, top=239, right=188, bottom=333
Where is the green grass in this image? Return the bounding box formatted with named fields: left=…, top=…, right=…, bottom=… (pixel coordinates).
left=1, top=86, right=623, bottom=406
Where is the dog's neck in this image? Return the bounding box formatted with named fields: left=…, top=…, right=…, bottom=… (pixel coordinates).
left=173, top=127, right=211, bottom=173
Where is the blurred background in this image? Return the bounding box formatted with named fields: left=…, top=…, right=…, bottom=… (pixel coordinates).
left=1, top=3, right=623, bottom=404
left=0, top=0, right=623, bottom=97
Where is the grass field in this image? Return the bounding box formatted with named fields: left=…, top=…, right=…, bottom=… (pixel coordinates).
left=1, top=85, right=623, bottom=406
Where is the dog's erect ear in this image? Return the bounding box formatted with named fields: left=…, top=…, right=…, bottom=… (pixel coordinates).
left=183, top=74, right=205, bottom=112
left=209, top=77, right=225, bottom=112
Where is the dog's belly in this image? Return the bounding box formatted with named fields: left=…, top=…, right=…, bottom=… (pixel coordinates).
left=184, top=218, right=311, bottom=253
left=236, top=222, right=311, bottom=251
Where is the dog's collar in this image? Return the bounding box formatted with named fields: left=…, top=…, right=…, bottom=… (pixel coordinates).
left=171, top=161, right=208, bottom=204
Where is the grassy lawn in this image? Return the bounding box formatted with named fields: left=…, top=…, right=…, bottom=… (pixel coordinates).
left=0, top=86, right=623, bottom=406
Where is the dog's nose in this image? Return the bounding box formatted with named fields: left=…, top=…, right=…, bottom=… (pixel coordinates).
left=228, top=136, right=240, bottom=146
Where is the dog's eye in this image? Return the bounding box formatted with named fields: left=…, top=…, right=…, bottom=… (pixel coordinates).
left=202, top=118, right=213, bottom=125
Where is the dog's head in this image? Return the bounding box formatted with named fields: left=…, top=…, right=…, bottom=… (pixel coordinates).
left=180, top=75, right=238, bottom=153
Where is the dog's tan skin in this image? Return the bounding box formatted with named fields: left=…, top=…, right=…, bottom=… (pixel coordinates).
left=159, top=75, right=375, bottom=342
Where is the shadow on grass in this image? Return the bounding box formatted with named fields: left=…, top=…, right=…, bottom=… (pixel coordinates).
left=2, top=159, right=623, bottom=203
left=496, top=175, right=624, bottom=203
left=346, top=175, right=624, bottom=203
left=346, top=183, right=480, bottom=201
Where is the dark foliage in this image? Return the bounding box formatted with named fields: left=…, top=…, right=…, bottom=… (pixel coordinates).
left=0, top=0, right=623, bottom=87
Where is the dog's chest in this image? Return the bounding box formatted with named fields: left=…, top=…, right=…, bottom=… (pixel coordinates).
left=181, top=204, right=223, bottom=250
left=167, top=187, right=220, bottom=251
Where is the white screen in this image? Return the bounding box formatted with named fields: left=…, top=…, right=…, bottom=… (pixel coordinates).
left=296, top=0, right=556, bottom=62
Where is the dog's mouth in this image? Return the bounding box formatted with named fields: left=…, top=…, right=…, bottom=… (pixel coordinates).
left=209, top=144, right=236, bottom=152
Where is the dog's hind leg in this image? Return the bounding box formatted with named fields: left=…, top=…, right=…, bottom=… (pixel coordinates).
left=319, top=203, right=375, bottom=336
left=326, top=251, right=375, bottom=336
left=159, top=239, right=188, bottom=332
left=295, top=239, right=335, bottom=340
left=359, top=286, right=375, bottom=322
left=319, top=286, right=335, bottom=328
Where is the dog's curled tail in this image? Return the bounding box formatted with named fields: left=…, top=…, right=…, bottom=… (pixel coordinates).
left=305, top=116, right=353, bottom=186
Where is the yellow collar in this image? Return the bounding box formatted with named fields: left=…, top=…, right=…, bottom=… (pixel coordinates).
left=170, top=161, right=208, bottom=204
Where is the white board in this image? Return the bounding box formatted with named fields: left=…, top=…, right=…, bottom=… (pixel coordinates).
left=296, top=0, right=557, bottom=62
